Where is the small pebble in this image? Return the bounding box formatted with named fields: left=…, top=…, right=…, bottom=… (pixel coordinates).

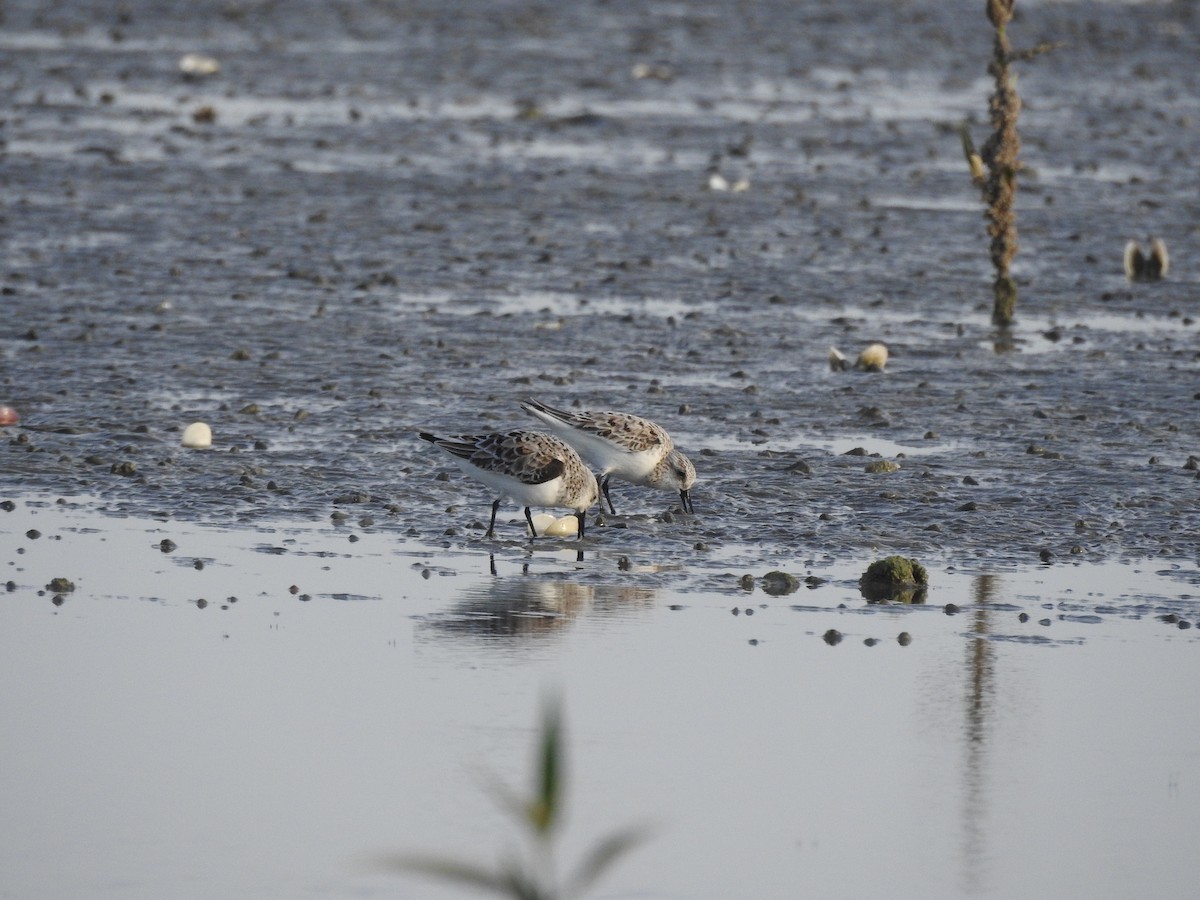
left=897, top=632, right=912, bottom=646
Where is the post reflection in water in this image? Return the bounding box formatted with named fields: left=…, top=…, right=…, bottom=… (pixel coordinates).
left=417, top=562, right=656, bottom=643
left=960, top=574, right=999, bottom=895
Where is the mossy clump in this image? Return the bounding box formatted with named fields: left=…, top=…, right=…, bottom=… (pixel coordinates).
left=859, top=556, right=928, bottom=603
left=760, top=570, right=800, bottom=596
left=46, top=577, right=76, bottom=593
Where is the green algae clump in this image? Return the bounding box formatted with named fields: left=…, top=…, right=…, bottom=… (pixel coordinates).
left=859, top=556, right=928, bottom=603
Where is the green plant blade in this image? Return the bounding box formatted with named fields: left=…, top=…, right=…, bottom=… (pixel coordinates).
left=564, top=826, right=653, bottom=898
left=377, top=854, right=551, bottom=900
left=532, top=698, right=563, bottom=835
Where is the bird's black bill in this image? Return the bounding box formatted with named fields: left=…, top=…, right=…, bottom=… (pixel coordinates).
left=680, top=490, right=694, bottom=514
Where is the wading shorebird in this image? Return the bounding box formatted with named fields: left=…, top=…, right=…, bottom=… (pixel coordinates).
left=1124, top=237, right=1169, bottom=282
left=520, top=399, right=696, bottom=515
left=419, top=430, right=598, bottom=540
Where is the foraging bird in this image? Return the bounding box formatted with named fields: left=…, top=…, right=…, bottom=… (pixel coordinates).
left=520, top=399, right=696, bottom=515
left=1124, top=238, right=1169, bottom=281
left=829, top=342, right=889, bottom=373
left=419, top=430, right=598, bottom=539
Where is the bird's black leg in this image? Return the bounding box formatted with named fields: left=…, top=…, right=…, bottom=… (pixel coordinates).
left=601, top=475, right=617, bottom=515
left=486, top=498, right=501, bottom=538
left=524, top=507, right=538, bottom=538
left=576, top=510, right=586, bottom=540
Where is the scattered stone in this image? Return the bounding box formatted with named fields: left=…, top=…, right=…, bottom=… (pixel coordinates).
left=864, top=459, right=901, bottom=474
left=897, top=632, right=912, bottom=646
left=159, top=539, right=177, bottom=552
left=46, top=577, right=75, bottom=593
left=822, top=628, right=843, bottom=646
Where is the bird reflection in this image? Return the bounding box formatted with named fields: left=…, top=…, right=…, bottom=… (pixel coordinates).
left=418, top=575, right=656, bottom=643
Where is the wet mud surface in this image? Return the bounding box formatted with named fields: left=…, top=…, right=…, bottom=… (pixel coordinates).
left=3, top=0, right=1199, bottom=577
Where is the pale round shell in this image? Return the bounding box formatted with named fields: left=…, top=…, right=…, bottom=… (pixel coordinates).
left=181, top=421, right=213, bottom=449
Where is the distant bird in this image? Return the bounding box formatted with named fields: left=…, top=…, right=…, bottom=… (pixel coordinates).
left=1124, top=238, right=1169, bottom=281
left=829, top=342, right=889, bottom=373
left=520, top=399, right=696, bottom=515
left=419, top=430, right=598, bottom=539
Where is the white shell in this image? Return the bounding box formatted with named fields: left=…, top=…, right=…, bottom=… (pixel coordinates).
left=531, top=513, right=579, bottom=537
left=857, top=343, right=889, bottom=372
left=179, top=53, right=220, bottom=76
left=181, top=421, right=213, bottom=449
left=543, top=515, right=580, bottom=537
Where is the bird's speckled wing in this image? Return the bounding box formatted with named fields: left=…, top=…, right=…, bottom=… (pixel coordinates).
left=425, top=431, right=568, bottom=484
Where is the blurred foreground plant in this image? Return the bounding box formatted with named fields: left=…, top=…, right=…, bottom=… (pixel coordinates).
left=960, top=0, right=1061, bottom=326
left=382, top=698, right=649, bottom=899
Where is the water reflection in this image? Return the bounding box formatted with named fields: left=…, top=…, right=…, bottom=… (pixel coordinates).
left=960, top=574, right=999, bottom=894
left=418, top=572, right=656, bottom=643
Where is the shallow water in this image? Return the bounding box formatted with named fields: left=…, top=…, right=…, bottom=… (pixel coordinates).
left=3, top=501, right=1199, bottom=900
left=3, top=0, right=1200, bottom=897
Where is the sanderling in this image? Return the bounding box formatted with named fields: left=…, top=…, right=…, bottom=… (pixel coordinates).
left=520, top=399, right=696, bottom=515
left=419, top=430, right=599, bottom=539
left=1124, top=237, right=1169, bottom=281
